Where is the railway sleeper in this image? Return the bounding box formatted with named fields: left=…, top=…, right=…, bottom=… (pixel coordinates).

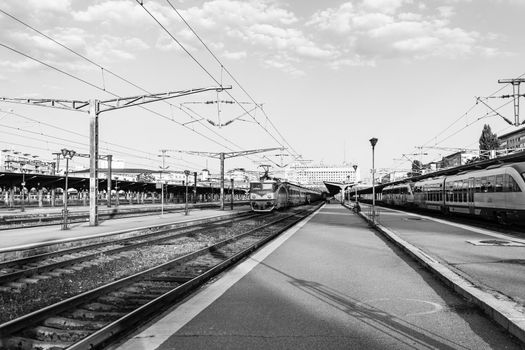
left=147, top=275, right=190, bottom=283
left=133, top=281, right=175, bottom=289
left=81, top=302, right=119, bottom=312
left=2, top=335, right=72, bottom=350
left=43, top=316, right=108, bottom=331
left=66, top=309, right=126, bottom=321
left=23, top=325, right=94, bottom=343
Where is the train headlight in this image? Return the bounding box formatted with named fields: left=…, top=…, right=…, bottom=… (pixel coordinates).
left=266, top=194, right=272, bottom=199
left=251, top=194, right=256, bottom=199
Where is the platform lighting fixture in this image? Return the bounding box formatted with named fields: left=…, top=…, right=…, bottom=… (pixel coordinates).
left=353, top=164, right=358, bottom=205
left=184, top=170, right=191, bottom=216
left=60, top=148, right=76, bottom=230
left=20, top=163, right=28, bottom=212
left=369, top=138, right=378, bottom=223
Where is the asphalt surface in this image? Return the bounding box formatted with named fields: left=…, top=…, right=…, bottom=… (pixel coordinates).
left=118, top=204, right=521, bottom=350
left=371, top=205, right=525, bottom=308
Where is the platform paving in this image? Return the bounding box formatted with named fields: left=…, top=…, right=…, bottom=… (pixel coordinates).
left=0, top=205, right=249, bottom=252
left=117, top=203, right=521, bottom=350
left=354, top=201, right=525, bottom=344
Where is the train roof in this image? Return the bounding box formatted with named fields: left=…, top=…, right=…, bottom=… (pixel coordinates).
left=358, top=151, right=525, bottom=195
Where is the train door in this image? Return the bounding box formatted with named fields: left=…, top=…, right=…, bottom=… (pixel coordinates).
left=468, top=177, right=475, bottom=215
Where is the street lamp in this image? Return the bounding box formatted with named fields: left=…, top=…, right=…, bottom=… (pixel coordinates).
left=61, top=148, right=76, bottom=230
left=184, top=170, right=190, bottom=215
left=158, top=151, right=170, bottom=216
left=369, top=138, right=378, bottom=223
left=115, top=176, right=119, bottom=207
left=230, top=178, right=234, bottom=210
left=353, top=164, right=358, bottom=204
left=20, top=163, right=28, bottom=212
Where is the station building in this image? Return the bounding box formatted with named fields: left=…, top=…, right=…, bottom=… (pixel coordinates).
left=498, top=127, right=525, bottom=150
left=286, top=163, right=360, bottom=188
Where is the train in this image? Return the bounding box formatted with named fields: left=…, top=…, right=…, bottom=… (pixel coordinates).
left=249, top=179, right=325, bottom=212
left=379, top=162, right=525, bottom=224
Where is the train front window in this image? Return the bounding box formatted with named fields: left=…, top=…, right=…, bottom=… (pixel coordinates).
left=250, top=183, right=275, bottom=192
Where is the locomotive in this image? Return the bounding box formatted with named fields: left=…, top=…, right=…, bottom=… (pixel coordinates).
left=249, top=179, right=323, bottom=212
left=380, top=161, right=525, bottom=224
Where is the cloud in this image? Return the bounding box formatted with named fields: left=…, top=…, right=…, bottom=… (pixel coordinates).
left=307, top=0, right=496, bottom=63
left=0, top=59, right=41, bottom=71
left=222, top=50, right=247, bottom=60
left=27, top=0, right=72, bottom=12
left=72, top=1, right=148, bottom=25
left=361, top=0, right=411, bottom=14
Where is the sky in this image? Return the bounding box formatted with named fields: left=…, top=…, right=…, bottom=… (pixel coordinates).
left=0, top=0, right=524, bottom=181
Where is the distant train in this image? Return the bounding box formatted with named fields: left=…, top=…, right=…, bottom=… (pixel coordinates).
left=379, top=162, right=525, bottom=224
left=249, top=179, right=324, bottom=212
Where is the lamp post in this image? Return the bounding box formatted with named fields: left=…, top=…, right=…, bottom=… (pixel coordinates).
left=158, top=151, right=170, bottom=216
left=115, top=176, right=119, bottom=207
left=61, top=148, right=76, bottom=230
left=230, top=178, right=234, bottom=210
left=369, top=138, right=378, bottom=223
left=353, top=164, right=358, bottom=204
left=19, top=163, right=27, bottom=212
left=184, top=170, right=190, bottom=215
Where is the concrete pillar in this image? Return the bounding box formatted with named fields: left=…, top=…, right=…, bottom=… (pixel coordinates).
left=9, top=187, right=14, bottom=208
left=51, top=188, right=56, bottom=207
left=38, top=189, right=43, bottom=207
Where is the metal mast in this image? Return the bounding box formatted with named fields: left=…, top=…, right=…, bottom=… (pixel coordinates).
left=165, top=147, right=283, bottom=209
left=0, top=85, right=230, bottom=225
left=498, top=78, right=525, bottom=126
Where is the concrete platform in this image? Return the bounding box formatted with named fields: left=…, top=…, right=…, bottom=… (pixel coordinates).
left=352, top=202, right=525, bottom=344
left=116, top=204, right=521, bottom=350
left=0, top=206, right=249, bottom=254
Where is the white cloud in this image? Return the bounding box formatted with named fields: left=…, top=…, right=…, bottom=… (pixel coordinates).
left=27, top=0, right=72, bottom=12
left=307, top=0, right=496, bottom=63
left=0, top=59, right=41, bottom=71
left=361, top=0, right=411, bottom=14
left=72, top=1, right=149, bottom=25
left=222, top=50, right=247, bottom=60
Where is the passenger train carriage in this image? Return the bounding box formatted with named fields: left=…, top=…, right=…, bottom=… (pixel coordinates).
left=380, top=162, right=525, bottom=224
left=249, top=179, right=323, bottom=212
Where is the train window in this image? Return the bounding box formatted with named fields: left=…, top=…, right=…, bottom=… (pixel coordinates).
left=495, top=175, right=503, bottom=192
left=481, top=177, right=487, bottom=193
left=502, top=174, right=510, bottom=192
left=250, top=183, right=263, bottom=190
left=487, top=176, right=495, bottom=193
left=475, top=178, right=481, bottom=193
left=510, top=176, right=522, bottom=192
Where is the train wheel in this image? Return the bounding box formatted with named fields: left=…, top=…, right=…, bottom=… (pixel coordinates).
left=495, top=212, right=508, bottom=226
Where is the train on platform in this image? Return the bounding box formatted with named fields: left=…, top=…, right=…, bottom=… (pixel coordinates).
left=379, top=162, right=525, bottom=224
left=249, top=179, right=325, bottom=212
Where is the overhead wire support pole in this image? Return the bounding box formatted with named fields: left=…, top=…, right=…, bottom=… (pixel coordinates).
left=0, top=85, right=230, bottom=226
left=165, top=148, right=283, bottom=210
left=498, top=78, right=525, bottom=126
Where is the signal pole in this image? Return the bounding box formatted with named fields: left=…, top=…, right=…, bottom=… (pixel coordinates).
left=498, top=78, right=525, bottom=126
left=164, top=148, right=283, bottom=210
left=1, top=86, right=229, bottom=226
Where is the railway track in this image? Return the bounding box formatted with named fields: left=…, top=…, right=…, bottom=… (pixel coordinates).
left=0, top=201, right=250, bottom=230
left=0, top=203, right=321, bottom=350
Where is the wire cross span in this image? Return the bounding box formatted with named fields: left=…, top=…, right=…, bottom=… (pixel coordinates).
left=0, top=86, right=231, bottom=114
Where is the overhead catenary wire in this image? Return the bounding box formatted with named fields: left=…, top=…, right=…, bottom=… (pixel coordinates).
left=0, top=107, right=204, bottom=170
left=164, top=0, right=300, bottom=158
left=137, top=0, right=294, bottom=158
left=0, top=7, right=267, bottom=166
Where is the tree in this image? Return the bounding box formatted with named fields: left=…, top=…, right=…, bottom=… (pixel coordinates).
left=478, top=124, right=500, bottom=159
